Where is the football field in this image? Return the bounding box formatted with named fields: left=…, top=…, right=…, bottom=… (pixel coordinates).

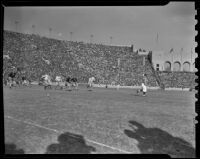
left=3, top=85, right=196, bottom=157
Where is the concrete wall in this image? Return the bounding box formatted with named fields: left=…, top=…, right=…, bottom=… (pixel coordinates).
left=152, top=51, right=165, bottom=71
left=151, top=50, right=196, bottom=72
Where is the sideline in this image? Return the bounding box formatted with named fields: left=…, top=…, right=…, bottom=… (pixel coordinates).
left=5, top=115, right=133, bottom=154
left=30, top=82, right=191, bottom=91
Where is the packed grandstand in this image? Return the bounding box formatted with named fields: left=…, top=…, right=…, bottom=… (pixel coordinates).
left=3, top=30, right=196, bottom=89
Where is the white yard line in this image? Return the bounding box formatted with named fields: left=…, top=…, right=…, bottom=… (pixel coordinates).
left=5, top=115, right=133, bottom=154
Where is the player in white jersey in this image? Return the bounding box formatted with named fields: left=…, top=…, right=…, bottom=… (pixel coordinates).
left=87, top=77, right=95, bottom=89
left=137, top=83, right=147, bottom=96
left=42, top=74, right=52, bottom=90
left=55, top=75, right=63, bottom=90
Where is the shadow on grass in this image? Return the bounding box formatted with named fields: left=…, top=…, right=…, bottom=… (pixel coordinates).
left=124, top=120, right=195, bottom=158
left=132, top=94, right=145, bottom=97
left=5, top=143, right=25, bottom=154
left=66, top=89, right=72, bottom=91
left=45, top=132, right=96, bottom=154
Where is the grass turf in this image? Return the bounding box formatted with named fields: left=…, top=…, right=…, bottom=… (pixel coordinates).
left=3, top=85, right=196, bottom=156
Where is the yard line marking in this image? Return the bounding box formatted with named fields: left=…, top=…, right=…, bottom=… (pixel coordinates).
left=5, top=115, right=60, bottom=133
left=5, top=115, right=133, bottom=154
left=85, top=138, right=132, bottom=153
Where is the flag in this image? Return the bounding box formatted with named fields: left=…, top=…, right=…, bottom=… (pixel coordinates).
left=156, top=33, right=159, bottom=44
left=169, top=48, right=173, bottom=53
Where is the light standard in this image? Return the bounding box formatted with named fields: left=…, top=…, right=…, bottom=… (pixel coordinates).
left=49, top=27, right=52, bottom=38
left=90, top=34, right=94, bottom=43
left=70, top=32, right=73, bottom=41
left=110, top=36, right=113, bottom=45
left=15, top=21, right=19, bottom=32
left=32, top=25, right=35, bottom=34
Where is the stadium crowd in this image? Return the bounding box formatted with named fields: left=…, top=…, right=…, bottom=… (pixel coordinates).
left=3, top=30, right=196, bottom=88
left=158, top=71, right=196, bottom=89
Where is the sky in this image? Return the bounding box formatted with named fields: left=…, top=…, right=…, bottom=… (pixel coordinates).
left=4, top=2, right=197, bottom=60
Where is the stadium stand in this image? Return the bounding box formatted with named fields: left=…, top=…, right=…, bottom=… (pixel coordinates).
left=158, top=71, right=196, bottom=89
left=3, top=30, right=196, bottom=89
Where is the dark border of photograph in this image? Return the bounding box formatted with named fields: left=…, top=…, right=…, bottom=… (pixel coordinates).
left=0, top=0, right=198, bottom=159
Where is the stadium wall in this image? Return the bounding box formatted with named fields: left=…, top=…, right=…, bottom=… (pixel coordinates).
left=151, top=50, right=196, bottom=72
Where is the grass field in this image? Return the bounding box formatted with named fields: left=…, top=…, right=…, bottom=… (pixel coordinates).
left=3, top=85, right=196, bottom=157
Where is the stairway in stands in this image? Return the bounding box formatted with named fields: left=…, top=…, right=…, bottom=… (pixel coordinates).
left=147, top=58, right=165, bottom=89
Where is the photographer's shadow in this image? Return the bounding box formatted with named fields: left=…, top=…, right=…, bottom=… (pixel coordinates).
left=124, top=120, right=195, bottom=158
left=5, top=143, right=25, bottom=154
left=45, top=132, right=96, bottom=154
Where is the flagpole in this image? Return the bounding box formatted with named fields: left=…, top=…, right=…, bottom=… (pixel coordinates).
left=191, top=48, right=193, bottom=72
left=180, top=48, right=183, bottom=71
left=156, top=33, right=158, bottom=45
left=155, top=33, right=158, bottom=50
left=171, top=49, right=173, bottom=72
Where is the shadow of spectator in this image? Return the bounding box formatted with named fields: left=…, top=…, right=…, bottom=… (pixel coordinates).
left=45, top=132, right=96, bottom=154
left=5, top=143, right=25, bottom=154
left=124, top=120, right=195, bottom=158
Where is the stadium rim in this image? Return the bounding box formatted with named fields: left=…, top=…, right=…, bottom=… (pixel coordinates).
left=5, top=115, right=133, bottom=154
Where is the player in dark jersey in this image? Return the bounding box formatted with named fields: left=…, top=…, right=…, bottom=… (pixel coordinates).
left=9, top=72, right=16, bottom=79
left=8, top=72, right=16, bottom=88
left=21, top=75, right=30, bottom=86
left=71, top=77, right=78, bottom=90
left=65, top=76, right=72, bottom=90
left=22, top=76, right=26, bottom=81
